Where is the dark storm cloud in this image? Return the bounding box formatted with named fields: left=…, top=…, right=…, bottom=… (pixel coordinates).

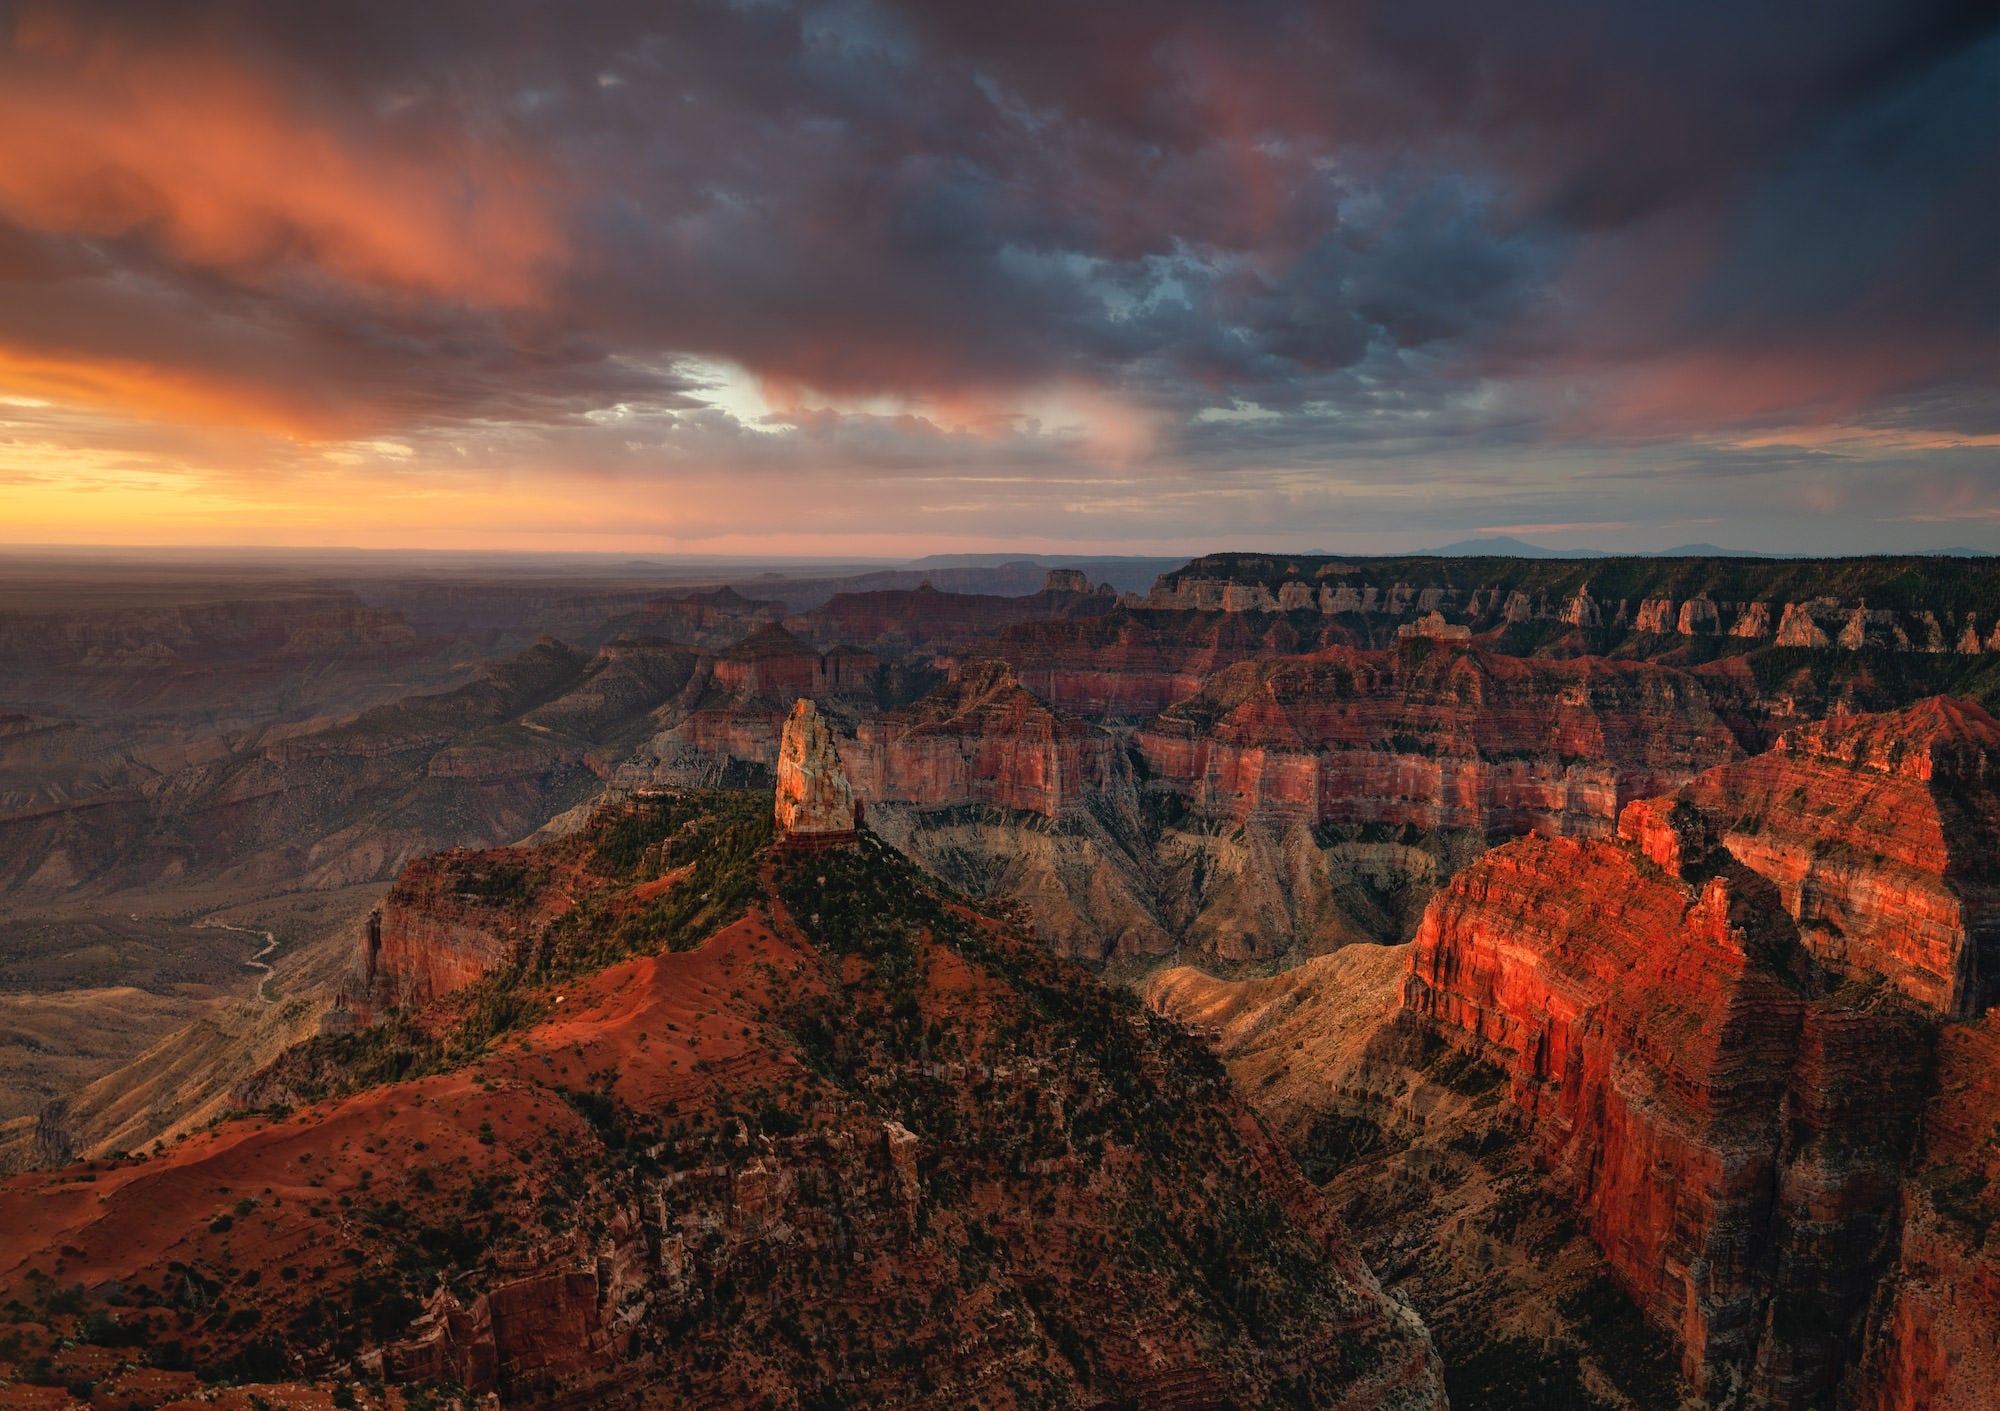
left=0, top=0, right=1993, bottom=451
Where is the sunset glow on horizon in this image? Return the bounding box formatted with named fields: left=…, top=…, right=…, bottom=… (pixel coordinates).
left=2, top=1, right=1996, bottom=557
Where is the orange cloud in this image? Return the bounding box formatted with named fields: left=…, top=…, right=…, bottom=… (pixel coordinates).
left=0, top=343, right=349, bottom=440
left=0, top=7, right=563, bottom=307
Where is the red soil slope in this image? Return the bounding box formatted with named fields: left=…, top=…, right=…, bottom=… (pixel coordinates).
left=0, top=796, right=1445, bottom=1410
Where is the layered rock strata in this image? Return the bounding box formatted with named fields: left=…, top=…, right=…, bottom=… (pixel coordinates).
left=1136, top=552, right=2000, bottom=657
left=1136, top=644, right=1741, bottom=836
left=1664, top=696, right=2000, bottom=1017
left=843, top=659, right=1111, bottom=818
left=1399, top=817, right=1946, bottom=1405
left=355, top=848, right=556, bottom=1018
left=1391, top=702, right=2000, bottom=1403
left=712, top=622, right=879, bottom=702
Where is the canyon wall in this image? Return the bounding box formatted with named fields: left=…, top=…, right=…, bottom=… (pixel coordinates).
left=1668, top=696, right=2000, bottom=1017
left=1136, top=644, right=1742, bottom=836
left=1152, top=696, right=2000, bottom=1408
left=1395, top=698, right=2000, bottom=1404
left=1137, top=552, right=2000, bottom=660
left=1402, top=830, right=1934, bottom=1405
left=843, top=660, right=1113, bottom=817
left=356, top=849, right=546, bottom=1017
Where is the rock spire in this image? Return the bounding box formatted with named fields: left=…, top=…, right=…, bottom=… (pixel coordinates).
left=775, top=698, right=858, bottom=841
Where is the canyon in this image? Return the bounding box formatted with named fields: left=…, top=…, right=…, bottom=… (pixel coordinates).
left=10, top=549, right=2000, bottom=1408
left=1152, top=696, right=2000, bottom=1409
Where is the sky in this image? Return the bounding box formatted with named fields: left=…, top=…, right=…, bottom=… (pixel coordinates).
left=0, top=0, right=1996, bottom=557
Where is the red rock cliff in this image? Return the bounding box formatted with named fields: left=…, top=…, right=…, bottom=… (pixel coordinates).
left=775, top=697, right=858, bottom=838
left=843, top=660, right=1112, bottom=817
left=1136, top=643, right=1741, bottom=835
left=1670, top=696, right=2000, bottom=1017
left=1403, top=826, right=1938, bottom=1405
left=1394, top=703, right=2000, bottom=1406
left=356, top=848, right=551, bottom=1017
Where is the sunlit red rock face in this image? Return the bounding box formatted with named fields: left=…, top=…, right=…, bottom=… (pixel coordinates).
left=1135, top=643, right=1742, bottom=836
left=774, top=698, right=858, bottom=838
left=1665, top=696, right=2000, bottom=1017
left=1396, top=699, right=2000, bottom=1406
left=355, top=847, right=568, bottom=1019
left=844, top=660, right=1112, bottom=818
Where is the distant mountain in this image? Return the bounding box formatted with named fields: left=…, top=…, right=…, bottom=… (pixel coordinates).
left=1426, top=536, right=1609, bottom=558
left=1650, top=543, right=1769, bottom=558
left=1424, top=539, right=1996, bottom=561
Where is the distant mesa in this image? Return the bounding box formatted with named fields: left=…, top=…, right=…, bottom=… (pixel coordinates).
left=1040, top=567, right=1112, bottom=596
left=1396, top=610, right=1471, bottom=642
left=775, top=698, right=859, bottom=845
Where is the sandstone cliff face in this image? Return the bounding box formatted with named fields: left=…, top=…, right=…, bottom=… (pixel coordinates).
left=775, top=697, right=857, bottom=838
left=1388, top=827, right=1941, bottom=1406
left=994, top=610, right=1356, bottom=720
left=1852, top=1008, right=2000, bottom=1411
left=1147, top=943, right=1703, bottom=1410
left=1146, top=700, right=2000, bottom=1409
left=1141, top=552, right=2000, bottom=660
left=843, top=660, right=1111, bottom=818
left=355, top=849, right=550, bottom=1017
left=1390, top=705, right=2000, bottom=1405
left=1136, top=644, right=1741, bottom=836
left=1669, top=696, right=2000, bottom=1017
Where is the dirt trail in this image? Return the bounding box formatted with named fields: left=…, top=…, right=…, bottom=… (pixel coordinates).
left=198, top=920, right=279, bottom=1002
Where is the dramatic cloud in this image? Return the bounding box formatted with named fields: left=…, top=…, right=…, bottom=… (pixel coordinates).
left=0, top=0, right=1994, bottom=551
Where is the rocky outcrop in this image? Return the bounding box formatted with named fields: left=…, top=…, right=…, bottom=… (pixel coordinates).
left=1678, top=596, right=1721, bottom=634
left=1561, top=588, right=1603, bottom=627
left=1733, top=602, right=1773, bottom=638
left=1671, top=696, right=2000, bottom=1017
left=355, top=851, right=544, bottom=1016
left=1773, top=601, right=1830, bottom=647
left=775, top=698, right=858, bottom=839
left=1402, top=825, right=1934, bottom=1406
left=1396, top=611, right=1472, bottom=642
left=0, top=796, right=1448, bottom=1409
left=843, top=660, right=1111, bottom=817
left=1633, top=597, right=1677, bottom=633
